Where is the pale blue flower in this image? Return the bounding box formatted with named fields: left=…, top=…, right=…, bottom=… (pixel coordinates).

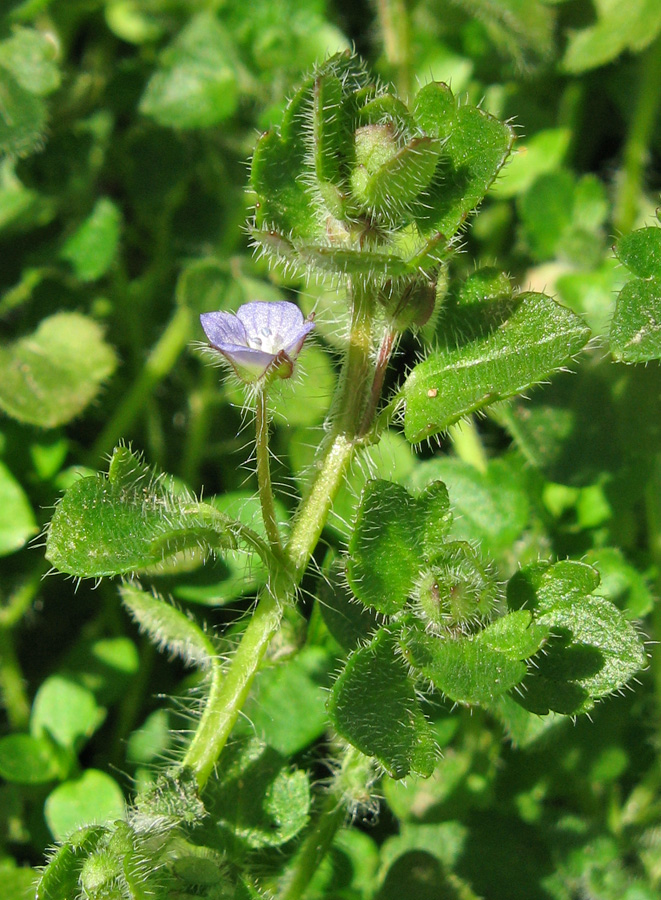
left=200, top=301, right=314, bottom=382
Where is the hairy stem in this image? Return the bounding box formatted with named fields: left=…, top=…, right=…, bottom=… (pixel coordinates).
left=184, top=284, right=377, bottom=787
left=359, top=325, right=397, bottom=437
left=613, top=35, right=661, bottom=234
left=255, top=386, right=284, bottom=554
left=279, top=791, right=345, bottom=900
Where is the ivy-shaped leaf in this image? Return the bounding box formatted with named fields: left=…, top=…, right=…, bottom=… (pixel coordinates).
left=46, top=446, right=237, bottom=578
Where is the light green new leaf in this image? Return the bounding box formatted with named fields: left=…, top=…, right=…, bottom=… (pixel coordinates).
left=562, top=0, right=661, bottom=73
left=140, top=12, right=239, bottom=129
left=60, top=198, right=122, bottom=282
left=329, top=629, right=436, bottom=779
left=0, top=313, right=117, bottom=428
left=403, top=292, right=590, bottom=442
left=0, top=460, right=37, bottom=555
left=46, top=446, right=237, bottom=578
left=346, top=479, right=452, bottom=615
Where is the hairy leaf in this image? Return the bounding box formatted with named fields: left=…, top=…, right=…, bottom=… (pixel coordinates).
left=403, top=291, right=590, bottom=442
left=46, top=446, right=237, bottom=578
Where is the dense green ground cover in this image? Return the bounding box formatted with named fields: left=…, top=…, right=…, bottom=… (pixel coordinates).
left=1, top=2, right=661, bottom=898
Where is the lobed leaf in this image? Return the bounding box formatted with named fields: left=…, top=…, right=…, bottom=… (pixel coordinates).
left=328, top=629, right=436, bottom=779
left=60, top=198, right=122, bottom=282
left=46, top=446, right=237, bottom=578
left=413, top=80, right=514, bottom=238
left=44, top=770, right=126, bottom=841
left=346, top=479, right=451, bottom=615
left=616, top=227, right=661, bottom=278
left=403, top=291, right=590, bottom=442
left=508, top=560, right=646, bottom=715
left=0, top=313, right=117, bottom=428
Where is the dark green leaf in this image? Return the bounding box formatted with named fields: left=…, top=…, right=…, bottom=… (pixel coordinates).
left=0, top=734, right=62, bottom=784
left=329, top=629, right=436, bottom=779
left=0, top=69, right=46, bottom=157
left=209, top=736, right=310, bottom=848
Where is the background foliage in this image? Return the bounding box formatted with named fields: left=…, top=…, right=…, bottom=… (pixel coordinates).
left=1, top=1, right=660, bottom=898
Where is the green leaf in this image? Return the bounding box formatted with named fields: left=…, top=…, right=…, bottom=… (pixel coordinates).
left=0, top=27, right=60, bottom=96
left=0, top=68, right=47, bottom=157
left=31, top=675, right=105, bottom=750
left=126, top=709, right=172, bottom=767
left=346, top=479, right=452, bottom=615
left=120, top=583, right=217, bottom=668
left=401, top=611, right=545, bottom=706
left=0, top=313, right=117, bottom=428
left=491, top=128, right=571, bottom=198
left=35, top=825, right=108, bottom=900
left=508, top=561, right=647, bottom=715
left=44, top=771, right=125, bottom=841
left=319, top=559, right=380, bottom=651
left=329, top=629, right=436, bottom=779
left=139, top=12, right=239, bottom=129
left=209, top=736, right=310, bottom=848
left=413, top=80, right=513, bottom=238
left=616, top=227, right=661, bottom=278
left=0, top=860, right=37, bottom=900
left=46, top=446, right=237, bottom=578
left=585, top=547, right=654, bottom=619
left=244, top=647, right=332, bottom=755
left=0, top=733, right=62, bottom=783
left=0, top=460, right=37, bottom=555
left=407, top=456, right=529, bottom=557
left=403, top=291, right=590, bottom=442
left=60, top=198, right=122, bottom=282
left=62, top=636, right=140, bottom=705
left=610, top=277, right=661, bottom=363
left=562, top=0, right=661, bottom=73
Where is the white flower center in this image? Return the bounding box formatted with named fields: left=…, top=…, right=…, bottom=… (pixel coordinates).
left=246, top=325, right=283, bottom=355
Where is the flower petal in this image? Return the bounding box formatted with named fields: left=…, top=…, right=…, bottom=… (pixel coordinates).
left=200, top=311, right=248, bottom=349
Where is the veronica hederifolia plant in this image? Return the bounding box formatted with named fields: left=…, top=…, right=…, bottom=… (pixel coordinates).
left=40, top=52, right=646, bottom=900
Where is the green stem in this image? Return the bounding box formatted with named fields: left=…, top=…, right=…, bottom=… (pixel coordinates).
left=183, top=283, right=377, bottom=787
left=646, top=455, right=661, bottom=707
left=89, top=305, right=193, bottom=464
left=375, top=0, right=411, bottom=100
left=613, top=35, right=661, bottom=234
left=255, top=386, right=283, bottom=554
left=0, top=628, right=30, bottom=730
left=182, top=582, right=285, bottom=789
left=279, top=792, right=345, bottom=900
left=448, top=416, right=488, bottom=472
left=358, top=325, right=397, bottom=437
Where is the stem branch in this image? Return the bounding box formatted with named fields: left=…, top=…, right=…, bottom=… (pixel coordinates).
left=255, top=386, right=283, bottom=555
